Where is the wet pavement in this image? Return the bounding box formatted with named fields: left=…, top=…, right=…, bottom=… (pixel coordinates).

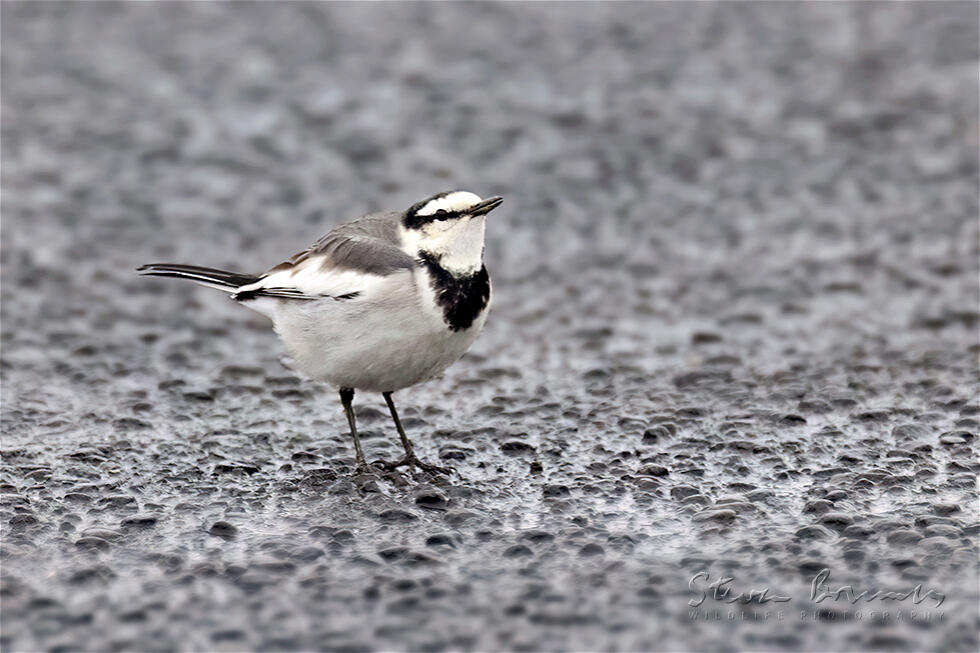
left=1, top=2, right=978, bottom=651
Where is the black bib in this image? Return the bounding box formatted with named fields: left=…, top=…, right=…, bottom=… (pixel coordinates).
left=419, top=253, right=490, bottom=332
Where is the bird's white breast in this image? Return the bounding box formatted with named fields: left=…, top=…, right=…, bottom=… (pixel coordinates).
left=269, top=267, right=489, bottom=392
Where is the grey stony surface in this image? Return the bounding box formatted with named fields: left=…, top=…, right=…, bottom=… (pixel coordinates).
left=2, top=2, right=978, bottom=651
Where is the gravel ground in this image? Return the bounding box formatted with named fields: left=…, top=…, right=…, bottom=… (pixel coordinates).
left=2, top=2, right=978, bottom=651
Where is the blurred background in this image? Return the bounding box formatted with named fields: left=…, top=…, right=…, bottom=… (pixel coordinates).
left=2, top=2, right=978, bottom=651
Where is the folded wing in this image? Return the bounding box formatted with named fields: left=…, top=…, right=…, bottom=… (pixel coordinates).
left=233, top=211, right=415, bottom=303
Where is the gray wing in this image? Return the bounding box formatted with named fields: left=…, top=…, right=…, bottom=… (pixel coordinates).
left=233, top=211, right=415, bottom=301
left=266, top=211, right=415, bottom=277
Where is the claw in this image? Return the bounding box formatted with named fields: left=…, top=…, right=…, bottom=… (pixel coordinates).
left=374, top=454, right=455, bottom=476
left=353, top=462, right=374, bottom=476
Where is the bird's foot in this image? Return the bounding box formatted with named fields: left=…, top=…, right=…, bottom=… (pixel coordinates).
left=353, top=461, right=375, bottom=476
left=374, top=454, right=455, bottom=476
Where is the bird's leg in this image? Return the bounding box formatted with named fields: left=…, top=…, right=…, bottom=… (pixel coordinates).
left=377, top=392, right=453, bottom=476
left=339, top=387, right=368, bottom=472
left=386, top=392, right=416, bottom=461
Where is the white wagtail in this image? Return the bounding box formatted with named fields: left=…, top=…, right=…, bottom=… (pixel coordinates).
left=139, top=191, right=503, bottom=474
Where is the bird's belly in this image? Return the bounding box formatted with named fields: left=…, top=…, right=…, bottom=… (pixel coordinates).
left=272, top=293, right=487, bottom=392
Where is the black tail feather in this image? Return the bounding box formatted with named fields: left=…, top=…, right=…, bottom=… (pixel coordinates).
left=137, top=263, right=259, bottom=290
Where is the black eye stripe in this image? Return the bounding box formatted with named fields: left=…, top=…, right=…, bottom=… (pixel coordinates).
left=430, top=209, right=460, bottom=221
left=403, top=190, right=469, bottom=229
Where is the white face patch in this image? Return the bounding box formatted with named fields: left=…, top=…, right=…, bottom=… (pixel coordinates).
left=400, top=215, right=486, bottom=277
left=415, top=191, right=483, bottom=217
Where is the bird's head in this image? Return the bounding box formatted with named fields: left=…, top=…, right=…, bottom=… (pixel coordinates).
left=400, top=191, right=503, bottom=276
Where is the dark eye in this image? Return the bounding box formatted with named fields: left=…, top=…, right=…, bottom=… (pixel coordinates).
left=436, top=209, right=447, bottom=216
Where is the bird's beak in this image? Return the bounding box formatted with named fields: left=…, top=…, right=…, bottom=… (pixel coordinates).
left=469, top=196, right=504, bottom=216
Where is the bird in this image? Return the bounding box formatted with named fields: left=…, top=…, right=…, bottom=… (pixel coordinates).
left=138, top=190, right=503, bottom=475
